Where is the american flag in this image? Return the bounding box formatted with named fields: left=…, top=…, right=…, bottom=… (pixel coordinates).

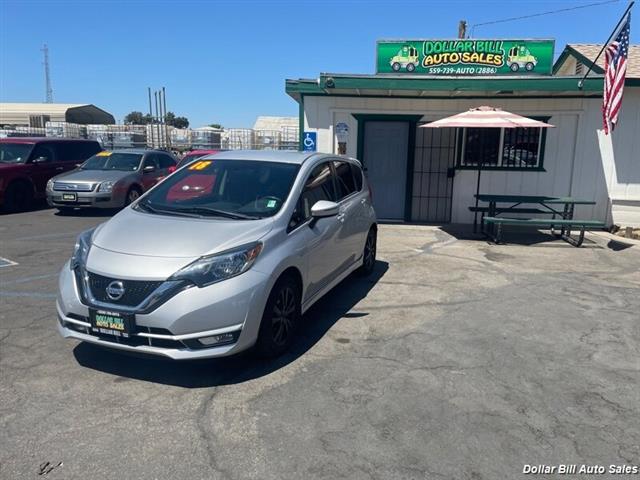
left=602, top=13, right=631, bottom=134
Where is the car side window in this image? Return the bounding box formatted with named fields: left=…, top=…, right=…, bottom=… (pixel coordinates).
left=143, top=154, right=159, bottom=171
left=57, top=142, right=86, bottom=162
left=351, top=163, right=363, bottom=191
left=30, top=144, right=56, bottom=163
left=333, top=161, right=356, bottom=200
left=158, top=154, right=176, bottom=170
left=289, top=162, right=336, bottom=231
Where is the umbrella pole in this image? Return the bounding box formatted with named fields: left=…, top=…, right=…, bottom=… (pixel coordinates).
left=474, top=158, right=482, bottom=233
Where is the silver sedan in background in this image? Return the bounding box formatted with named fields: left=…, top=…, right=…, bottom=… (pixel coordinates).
left=46, top=149, right=177, bottom=211
left=56, top=151, right=377, bottom=360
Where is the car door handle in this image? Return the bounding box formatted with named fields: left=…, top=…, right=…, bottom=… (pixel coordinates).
left=55, top=167, right=64, bottom=171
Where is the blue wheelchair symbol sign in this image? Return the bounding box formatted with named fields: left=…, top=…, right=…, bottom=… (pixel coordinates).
left=302, top=132, right=317, bottom=152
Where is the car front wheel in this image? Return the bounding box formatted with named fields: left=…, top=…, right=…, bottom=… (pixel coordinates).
left=256, top=275, right=301, bottom=358
left=125, top=186, right=141, bottom=206
left=357, top=227, right=377, bottom=276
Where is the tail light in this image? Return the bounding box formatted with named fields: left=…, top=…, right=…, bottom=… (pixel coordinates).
left=168, top=166, right=177, bottom=174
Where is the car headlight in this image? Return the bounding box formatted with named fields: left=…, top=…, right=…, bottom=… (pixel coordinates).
left=46, top=179, right=54, bottom=191
left=70, top=228, right=95, bottom=269
left=98, top=181, right=115, bottom=193
left=170, top=242, right=262, bottom=287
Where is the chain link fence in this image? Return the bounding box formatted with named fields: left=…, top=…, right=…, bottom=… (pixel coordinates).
left=0, top=122, right=299, bottom=152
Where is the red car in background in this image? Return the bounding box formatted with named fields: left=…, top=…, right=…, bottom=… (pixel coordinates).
left=177, top=149, right=225, bottom=167
left=0, top=138, right=102, bottom=212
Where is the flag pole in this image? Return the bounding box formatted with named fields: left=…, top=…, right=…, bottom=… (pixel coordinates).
left=578, top=1, right=634, bottom=89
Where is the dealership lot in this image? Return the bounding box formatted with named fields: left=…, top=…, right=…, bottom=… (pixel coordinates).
left=1, top=207, right=639, bottom=479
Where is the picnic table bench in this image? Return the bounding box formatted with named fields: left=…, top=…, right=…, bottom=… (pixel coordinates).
left=472, top=194, right=603, bottom=247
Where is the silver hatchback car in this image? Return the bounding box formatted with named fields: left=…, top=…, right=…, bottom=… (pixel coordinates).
left=47, top=149, right=177, bottom=211
left=57, top=151, right=377, bottom=359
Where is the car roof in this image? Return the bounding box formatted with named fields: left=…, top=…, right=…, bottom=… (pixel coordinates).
left=206, top=150, right=340, bottom=165
left=104, top=148, right=171, bottom=155
left=0, top=137, right=99, bottom=144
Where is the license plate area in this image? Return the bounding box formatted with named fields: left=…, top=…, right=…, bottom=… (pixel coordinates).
left=89, top=309, right=135, bottom=338
left=62, top=193, right=77, bottom=201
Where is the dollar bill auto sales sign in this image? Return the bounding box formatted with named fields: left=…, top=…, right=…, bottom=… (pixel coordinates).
left=376, top=39, right=554, bottom=75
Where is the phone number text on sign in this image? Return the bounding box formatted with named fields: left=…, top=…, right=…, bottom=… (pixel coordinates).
left=427, top=66, right=498, bottom=75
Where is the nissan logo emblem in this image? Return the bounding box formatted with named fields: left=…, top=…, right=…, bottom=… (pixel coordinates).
left=106, top=281, right=125, bottom=301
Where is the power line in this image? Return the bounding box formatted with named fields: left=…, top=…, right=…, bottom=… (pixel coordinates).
left=470, top=0, right=621, bottom=37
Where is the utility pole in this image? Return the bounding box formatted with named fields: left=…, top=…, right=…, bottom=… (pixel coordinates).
left=42, top=44, right=53, bottom=103
left=458, top=20, right=467, bottom=39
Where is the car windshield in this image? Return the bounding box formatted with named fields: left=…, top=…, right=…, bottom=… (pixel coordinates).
left=136, top=159, right=299, bottom=219
left=81, top=152, right=142, bottom=171
left=0, top=143, right=34, bottom=164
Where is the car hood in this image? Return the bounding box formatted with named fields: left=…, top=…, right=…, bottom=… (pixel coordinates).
left=92, top=207, right=274, bottom=259
left=54, top=169, right=135, bottom=183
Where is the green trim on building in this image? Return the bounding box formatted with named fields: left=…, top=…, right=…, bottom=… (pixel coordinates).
left=286, top=74, right=604, bottom=99
left=552, top=46, right=606, bottom=75
left=352, top=114, right=423, bottom=222
left=298, top=94, right=304, bottom=151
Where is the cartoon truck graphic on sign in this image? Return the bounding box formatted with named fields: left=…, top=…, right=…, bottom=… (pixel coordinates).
left=507, top=45, right=538, bottom=72
left=390, top=45, right=419, bottom=72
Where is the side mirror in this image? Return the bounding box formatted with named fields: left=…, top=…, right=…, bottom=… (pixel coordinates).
left=143, top=165, right=156, bottom=173
left=32, top=156, right=48, bottom=164
left=309, top=200, right=339, bottom=227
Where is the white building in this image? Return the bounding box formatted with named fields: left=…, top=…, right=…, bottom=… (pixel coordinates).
left=286, top=41, right=640, bottom=227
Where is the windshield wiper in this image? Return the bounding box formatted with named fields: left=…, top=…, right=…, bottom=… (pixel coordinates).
left=172, top=206, right=258, bottom=220
left=135, top=200, right=200, bottom=218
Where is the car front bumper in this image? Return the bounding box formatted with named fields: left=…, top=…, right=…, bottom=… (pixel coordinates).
left=47, top=190, right=126, bottom=209
left=56, top=261, right=271, bottom=360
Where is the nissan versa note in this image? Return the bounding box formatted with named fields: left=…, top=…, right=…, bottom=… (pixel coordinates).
left=57, top=151, right=377, bottom=359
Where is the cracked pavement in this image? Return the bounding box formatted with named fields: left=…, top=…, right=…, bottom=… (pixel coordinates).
left=1, top=207, right=639, bottom=479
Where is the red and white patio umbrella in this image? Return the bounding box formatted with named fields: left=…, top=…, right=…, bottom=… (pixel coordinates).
left=421, top=106, right=555, bottom=230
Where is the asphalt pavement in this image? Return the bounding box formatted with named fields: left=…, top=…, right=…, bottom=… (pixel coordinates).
left=1, top=206, right=639, bottom=479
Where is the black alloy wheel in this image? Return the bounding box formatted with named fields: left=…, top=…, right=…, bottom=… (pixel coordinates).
left=256, top=276, right=301, bottom=358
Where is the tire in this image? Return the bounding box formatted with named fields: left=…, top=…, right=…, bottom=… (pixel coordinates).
left=525, top=62, right=534, bottom=71
left=357, top=227, right=377, bottom=276
left=124, top=186, right=141, bottom=206
left=406, top=63, right=416, bottom=72
left=510, top=63, right=519, bottom=72
left=3, top=181, right=32, bottom=213
left=256, top=275, right=301, bottom=358
left=392, top=62, right=401, bottom=72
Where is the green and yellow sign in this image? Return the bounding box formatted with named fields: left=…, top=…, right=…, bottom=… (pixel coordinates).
left=376, top=39, right=554, bottom=75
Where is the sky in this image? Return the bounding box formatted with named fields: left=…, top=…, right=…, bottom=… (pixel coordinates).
left=0, top=0, right=635, bottom=128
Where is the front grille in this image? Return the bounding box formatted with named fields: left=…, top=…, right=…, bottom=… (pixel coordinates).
left=53, top=182, right=95, bottom=192
left=87, top=272, right=163, bottom=307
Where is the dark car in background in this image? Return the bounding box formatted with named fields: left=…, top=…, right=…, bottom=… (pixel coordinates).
left=47, top=149, right=177, bottom=211
left=0, top=138, right=102, bottom=212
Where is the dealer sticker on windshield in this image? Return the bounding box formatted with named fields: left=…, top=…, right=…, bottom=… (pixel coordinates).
left=96, top=151, right=112, bottom=157
left=188, top=160, right=212, bottom=171
left=267, top=200, right=277, bottom=208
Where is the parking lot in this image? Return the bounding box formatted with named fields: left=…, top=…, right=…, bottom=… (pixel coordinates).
left=1, top=206, right=639, bottom=479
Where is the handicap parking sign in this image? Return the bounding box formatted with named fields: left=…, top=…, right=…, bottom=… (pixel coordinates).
left=303, top=132, right=316, bottom=152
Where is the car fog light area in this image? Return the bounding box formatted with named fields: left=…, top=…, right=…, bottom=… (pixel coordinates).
left=199, top=333, right=236, bottom=346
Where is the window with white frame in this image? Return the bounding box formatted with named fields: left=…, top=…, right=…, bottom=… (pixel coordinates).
left=458, top=120, right=547, bottom=169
